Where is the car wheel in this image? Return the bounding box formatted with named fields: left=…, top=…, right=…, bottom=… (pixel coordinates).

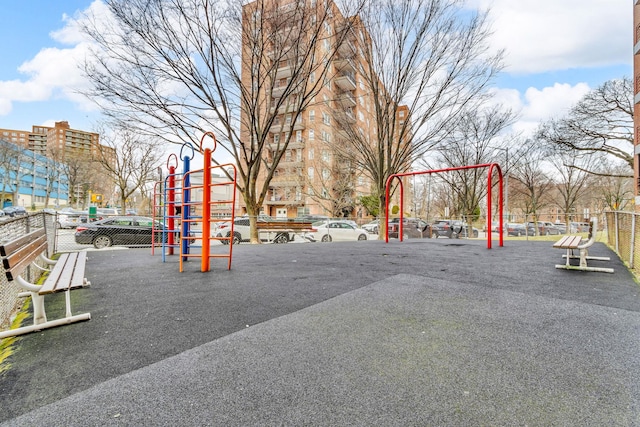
left=517, top=231, right=522, bottom=237
left=373, top=227, right=378, bottom=234
left=93, top=235, right=113, bottom=249
left=273, top=233, right=289, bottom=244
left=232, top=233, right=241, bottom=245
left=55, top=221, right=61, bottom=229
left=358, top=234, right=367, bottom=241
left=321, top=234, right=332, bottom=242
left=473, top=231, right=479, bottom=238
left=403, top=233, right=409, bottom=240
left=450, top=232, right=458, bottom=239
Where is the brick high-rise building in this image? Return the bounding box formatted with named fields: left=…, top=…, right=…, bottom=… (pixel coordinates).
left=634, top=1, right=640, bottom=208
left=241, top=0, right=411, bottom=220
left=0, top=121, right=100, bottom=160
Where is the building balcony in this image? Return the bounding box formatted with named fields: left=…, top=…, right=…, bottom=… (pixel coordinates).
left=334, top=72, right=356, bottom=91
left=337, top=91, right=356, bottom=107
left=337, top=41, right=356, bottom=58
left=334, top=57, right=355, bottom=73
left=277, top=160, right=304, bottom=168
left=275, top=62, right=294, bottom=80
left=268, top=139, right=305, bottom=150
left=343, top=110, right=356, bottom=123
left=268, top=119, right=305, bottom=134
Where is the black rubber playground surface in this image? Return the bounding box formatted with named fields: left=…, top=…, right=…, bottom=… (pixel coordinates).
left=1, top=238, right=639, bottom=426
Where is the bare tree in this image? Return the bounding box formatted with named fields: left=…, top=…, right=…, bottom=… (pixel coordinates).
left=425, top=105, right=516, bottom=231
left=592, top=163, right=633, bottom=211
left=94, top=126, right=164, bottom=215
left=537, top=77, right=633, bottom=176
left=509, top=144, right=554, bottom=232
left=0, top=141, right=27, bottom=207
left=81, top=0, right=364, bottom=242
left=329, top=0, right=503, bottom=235
left=549, top=151, right=597, bottom=227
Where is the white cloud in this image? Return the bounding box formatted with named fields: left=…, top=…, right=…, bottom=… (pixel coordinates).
left=490, top=82, right=591, bottom=136
left=469, top=0, right=631, bottom=74
left=0, top=2, right=105, bottom=117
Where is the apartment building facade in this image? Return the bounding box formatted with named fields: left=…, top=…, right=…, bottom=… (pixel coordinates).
left=241, top=0, right=411, bottom=220
left=0, top=139, right=69, bottom=209
left=634, top=1, right=640, bottom=208
left=0, top=121, right=115, bottom=208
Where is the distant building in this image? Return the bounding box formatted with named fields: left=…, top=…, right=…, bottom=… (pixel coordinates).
left=0, top=121, right=101, bottom=160
left=0, top=122, right=115, bottom=209
left=0, top=139, right=69, bottom=209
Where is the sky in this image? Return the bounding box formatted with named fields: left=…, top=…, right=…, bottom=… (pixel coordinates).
left=0, top=0, right=632, bottom=142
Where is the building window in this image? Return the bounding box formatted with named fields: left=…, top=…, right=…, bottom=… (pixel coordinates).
left=296, top=130, right=303, bottom=142
left=309, top=129, right=315, bottom=140
left=308, top=148, right=314, bottom=159
left=309, top=110, right=315, bottom=122
left=322, top=150, right=330, bottom=162
left=308, top=167, right=314, bottom=179
left=322, top=112, right=331, bottom=125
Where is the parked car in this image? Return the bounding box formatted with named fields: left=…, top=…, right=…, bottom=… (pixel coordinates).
left=431, top=219, right=464, bottom=238
left=56, top=210, right=85, bottom=229
left=541, top=221, right=562, bottom=235
left=75, top=216, right=166, bottom=248
left=3, top=206, right=27, bottom=217
left=361, top=220, right=379, bottom=234
left=304, top=220, right=368, bottom=242
left=0, top=209, right=6, bottom=221
left=216, top=217, right=292, bottom=244
left=458, top=223, right=480, bottom=238
left=504, top=223, right=536, bottom=236
left=555, top=222, right=567, bottom=234
left=388, top=218, right=431, bottom=239
left=570, top=222, right=590, bottom=233
left=527, top=221, right=561, bottom=236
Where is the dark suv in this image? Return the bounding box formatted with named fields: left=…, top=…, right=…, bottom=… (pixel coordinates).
left=431, top=219, right=464, bottom=238
left=388, top=218, right=431, bottom=239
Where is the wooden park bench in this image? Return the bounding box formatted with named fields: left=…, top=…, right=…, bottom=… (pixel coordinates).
left=0, top=228, right=91, bottom=339
left=553, top=217, right=613, bottom=273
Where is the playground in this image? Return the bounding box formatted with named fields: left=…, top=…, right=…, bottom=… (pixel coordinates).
left=1, top=237, right=639, bottom=425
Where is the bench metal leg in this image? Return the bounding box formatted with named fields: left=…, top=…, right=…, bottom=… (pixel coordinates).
left=555, top=264, right=615, bottom=273
left=0, top=314, right=91, bottom=339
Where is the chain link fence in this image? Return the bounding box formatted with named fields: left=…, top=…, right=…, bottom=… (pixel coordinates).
left=605, top=211, right=640, bottom=274
left=0, top=212, right=56, bottom=330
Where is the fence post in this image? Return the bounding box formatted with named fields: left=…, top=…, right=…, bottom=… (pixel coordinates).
left=631, top=213, right=636, bottom=267
left=615, top=212, right=619, bottom=255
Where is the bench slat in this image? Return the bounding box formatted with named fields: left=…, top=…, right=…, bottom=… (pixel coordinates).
left=553, top=235, right=582, bottom=249
left=3, top=238, right=48, bottom=281
left=69, top=251, right=88, bottom=289
left=0, top=228, right=47, bottom=257
left=39, top=252, right=86, bottom=294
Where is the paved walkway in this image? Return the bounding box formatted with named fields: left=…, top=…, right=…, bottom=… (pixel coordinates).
left=1, top=239, right=639, bottom=426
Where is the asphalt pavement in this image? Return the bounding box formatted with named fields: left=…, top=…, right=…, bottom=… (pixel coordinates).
left=1, top=238, right=639, bottom=426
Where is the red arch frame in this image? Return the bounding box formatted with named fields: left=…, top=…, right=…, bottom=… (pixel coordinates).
left=384, top=163, right=504, bottom=249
